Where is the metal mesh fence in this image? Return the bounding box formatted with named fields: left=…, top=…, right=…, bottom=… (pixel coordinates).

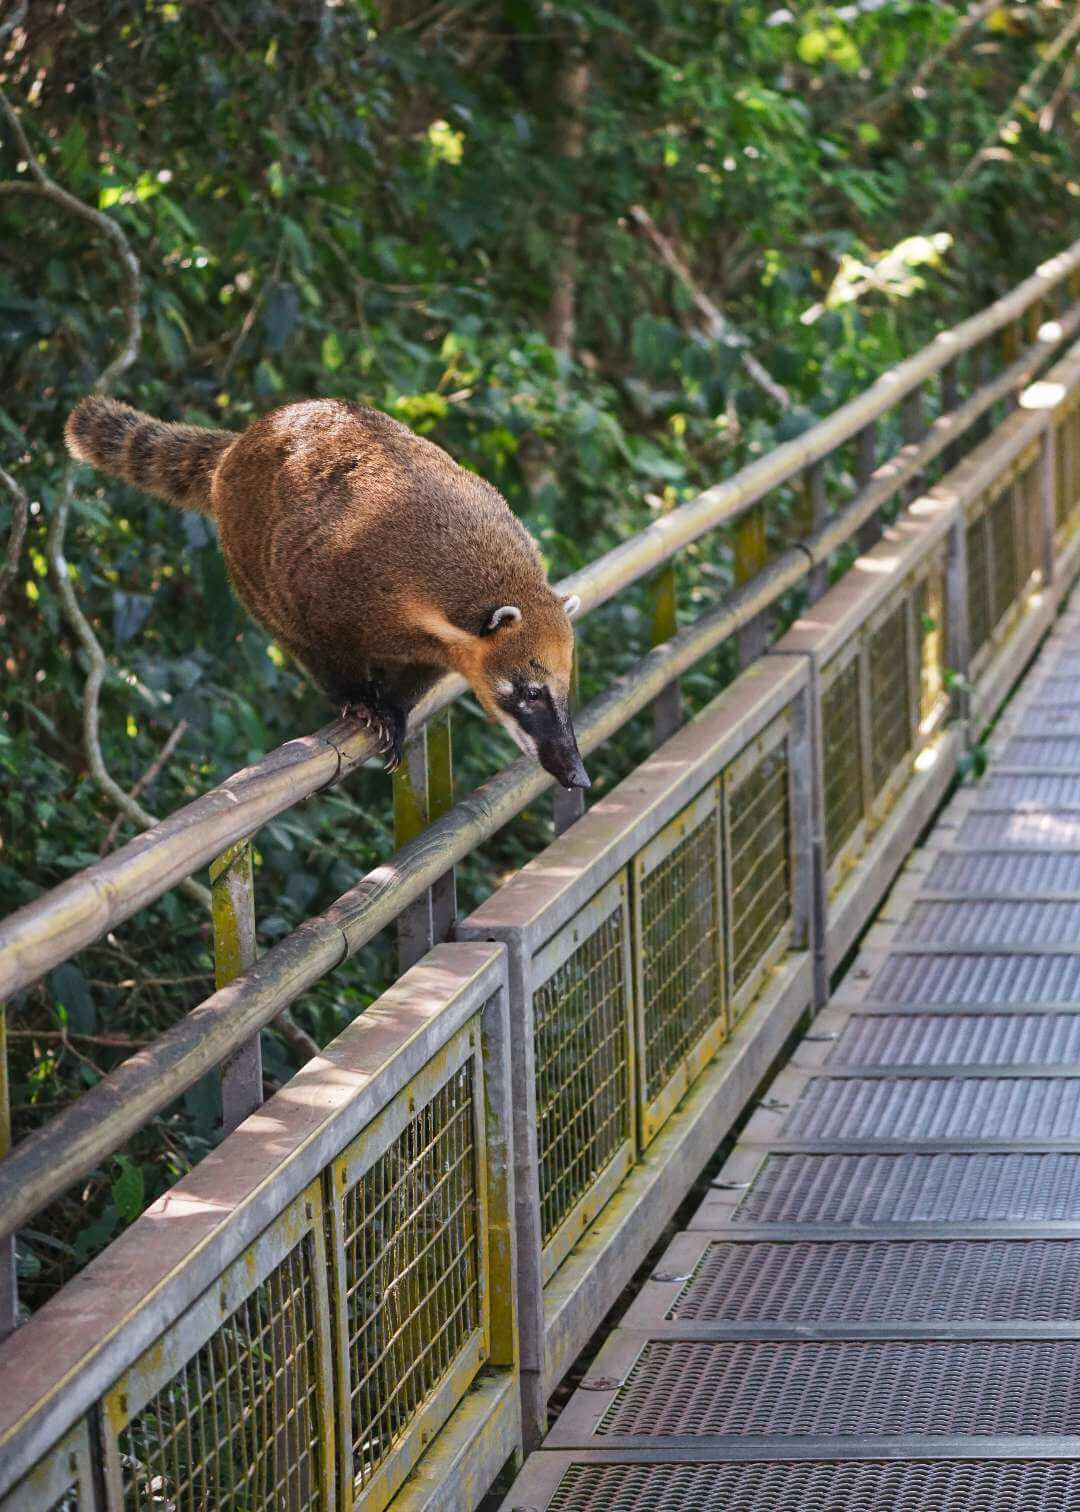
left=990, top=481, right=1020, bottom=628
left=868, top=601, right=912, bottom=801
left=638, top=805, right=724, bottom=1104
left=727, top=738, right=791, bottom=1000
left=822, top=658, right=864, bottom=867
left=119, top=1234, right=324, bottom=1512
left=916, top=568, right=946, bottom=728
left=534, top=908, right=631, bottom=1243
left=341, top=1060, right=481, bottom=1494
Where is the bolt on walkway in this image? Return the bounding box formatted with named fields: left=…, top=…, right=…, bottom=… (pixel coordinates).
left=503, top=603, right=1080, bottom=1509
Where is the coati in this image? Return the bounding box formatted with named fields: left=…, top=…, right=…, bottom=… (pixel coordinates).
left=65, top=396, right=590, bottom=789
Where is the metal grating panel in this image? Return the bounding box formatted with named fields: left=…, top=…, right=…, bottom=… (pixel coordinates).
left=835, top=1012, right=1080, bottom=1067
left=869, top=952, right=1080, bottom=1005
left=897, top=899, right=1080, bottom=948
left=596, top=1338, right=1080, bottom=1437
left=535, top=908, right=631, bottom=1243
left=978, top=773, right=1080, bottom=805
left=786, top=1075, right=1080, bottom=1140
left=916, top=568, right=947, bottom=728
left=999, top=738, right=1080, bottom=769
left=119, top=1236, right=325, bottom=1511
left=638, top=803, right=724, bottom=1105
left=1021, top=707, right=1080, bottom=735
left=966, top=513, right=991, bottom=658
left=341, top=1061, right=481, bottom=1495
left=990, top=483, right=1020, bottom=627
left=545, top=1459, right=1080, bottom=1511
left=925, top=851, right=1080, bottom=894
left=822, top=657, right=864, bottom=866
left=868, top=601, right=912, bottom=800
left=957, top=811, right=1080, bottom=849
left=727, top=737, right=791, bottom=999
left=1030, top=677, right=1080, bottom=705
left=670, top=1237, right=1080, bottom=1322
left=733, top=1151, right=1080, bottom=1224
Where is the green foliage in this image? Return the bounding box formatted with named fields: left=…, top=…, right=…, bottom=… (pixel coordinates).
left=0, top=0, right=1076, bottom=1306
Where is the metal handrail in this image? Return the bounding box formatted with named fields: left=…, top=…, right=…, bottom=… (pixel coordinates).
left=1, top=243, right=1078, bottom=1003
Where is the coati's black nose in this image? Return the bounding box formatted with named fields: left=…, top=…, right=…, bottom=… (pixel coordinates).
left=564, top=752, right=591, bottom=791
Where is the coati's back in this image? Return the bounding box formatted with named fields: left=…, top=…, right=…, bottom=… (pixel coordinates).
left=66, top=393, right=588, bottom=787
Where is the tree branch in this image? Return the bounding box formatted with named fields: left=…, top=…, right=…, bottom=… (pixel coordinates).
left=0, top=464, right=29, bottom=605
left=949, top=5, right=1080, bottom=196
left=628, top=204, right=791, bottom=411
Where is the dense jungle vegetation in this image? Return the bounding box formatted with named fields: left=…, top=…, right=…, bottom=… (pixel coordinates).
left=1, top=0, right=1077, bottom=1306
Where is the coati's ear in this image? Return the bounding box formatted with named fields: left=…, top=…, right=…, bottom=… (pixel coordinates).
left=483, top=605, right=522, bottom=634
left=562, top=593, right=582, bottom=620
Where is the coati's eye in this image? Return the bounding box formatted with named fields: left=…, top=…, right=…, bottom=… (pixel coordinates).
left=523, top=685, right=544, bottom=705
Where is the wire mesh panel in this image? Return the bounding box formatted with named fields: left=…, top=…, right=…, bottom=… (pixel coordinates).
left=542, top=1458, right=1080, bottom=1511
left=723, top=716, right=793, bottom=1019
left=916, top=562, right=947, bottom=733
left=0, top=1422, right=95, bottom=1512
left=668, top=1237, right=1080, bottom=1323
left=1056, top=394, right=1080, bottom=531
left=531, top=874, right=636, bottom=1279
left=966, top=510, right=992, bottom=664
left=989, top=476, right=1021, bottom=630
left=329, top=1025, right=487, bottom=1512
left=820, top=649, right=865, bottom=875
left=867, top=597, right=914, bottom=805
left=102, top=1183, right=334, bottom=1512
left=632, top=784, right=726, bottom=1146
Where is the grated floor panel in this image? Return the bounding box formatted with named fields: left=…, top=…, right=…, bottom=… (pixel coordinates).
left=503, top=596, right=1080, bottom=1507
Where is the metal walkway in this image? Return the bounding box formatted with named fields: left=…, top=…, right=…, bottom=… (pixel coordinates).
left=503, top=604, right=1080, bottom=1509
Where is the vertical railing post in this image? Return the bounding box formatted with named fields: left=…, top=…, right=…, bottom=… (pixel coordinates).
left=902, top=388, right=925, bottom=502
left=396, top=714, right=460, bottom=960
left=1002, top=318, right=1021, bottom=411
left=1025, top=298, right=1043, bottom=348
left=800, top=460, right=828, bottom=603
left=735, top=502, right=768, bottom=666
left=855, top=421, right=879, bottom=553
left=553, top=650, right=585, bottom=837
left=789, top=669, right=829, bottom=1011
left=649, top=557, right=681, bottom=745
left=211, top=838, right=260, bottom=1133
left=394, top=732, right=435, bottom=972
left=0, top=1006, right=14, bottom=1339
left=945, top=515, right=972, bottom=743
left=426, top=710, right=457, bottom=940
left=1040, top=416, right=1057, bottom=593
left=941, top=359, right=962, bottom=472
left=974, top=341, right=994, bottom=440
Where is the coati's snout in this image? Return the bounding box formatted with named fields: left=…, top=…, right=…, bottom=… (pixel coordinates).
left=478, top=593, right=591, bottom=791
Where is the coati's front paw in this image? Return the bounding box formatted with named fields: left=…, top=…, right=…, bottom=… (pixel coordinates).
left=338, top=693, right=406, bottom=774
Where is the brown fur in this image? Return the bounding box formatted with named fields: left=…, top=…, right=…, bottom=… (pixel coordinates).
left=65, top=394, right=576, bottom=730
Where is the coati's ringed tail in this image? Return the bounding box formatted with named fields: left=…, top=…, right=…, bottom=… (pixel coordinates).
left=65, top=393, right=590, bottom=789
left=65, top=396, right=233, bottom=515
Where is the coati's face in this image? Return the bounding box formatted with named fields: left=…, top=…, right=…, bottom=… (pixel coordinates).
left=477, top=592, right=590, bottom=791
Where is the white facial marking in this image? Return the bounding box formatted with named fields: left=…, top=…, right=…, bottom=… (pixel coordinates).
left=493, top=677, right=515, bottom=697
left=495, top=709, right=538, bottom=760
